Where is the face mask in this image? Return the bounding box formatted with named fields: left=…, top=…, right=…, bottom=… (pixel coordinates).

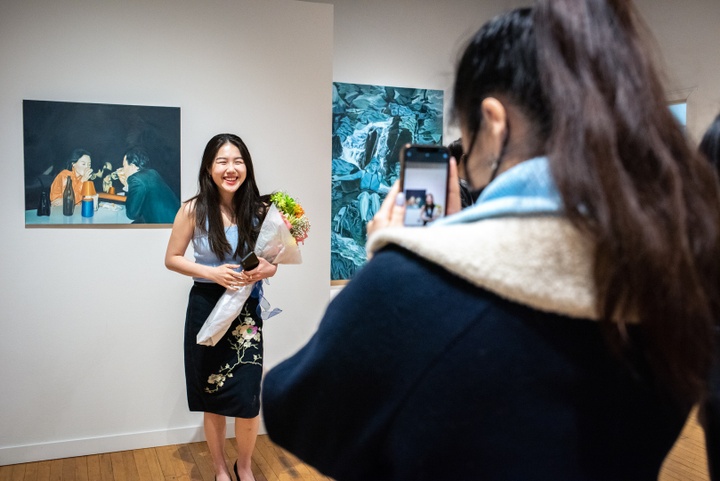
left=465, top=119, right=510, bottom=203
left=467, top=145, right=508, bottom=203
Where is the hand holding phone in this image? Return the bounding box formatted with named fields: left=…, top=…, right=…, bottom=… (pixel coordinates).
left=399, top=144, right=451, bottom=227
left=241, top=252, right=259, bottom=271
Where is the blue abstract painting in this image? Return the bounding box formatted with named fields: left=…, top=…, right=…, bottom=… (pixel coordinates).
left=331, top=82, right=444, bottom=282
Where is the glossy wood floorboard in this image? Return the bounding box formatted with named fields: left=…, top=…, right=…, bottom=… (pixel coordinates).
left=1, top=415, right=710, bottom=480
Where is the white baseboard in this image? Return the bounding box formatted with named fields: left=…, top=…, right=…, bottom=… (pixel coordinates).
left=0, top=419, right=268, bottom=466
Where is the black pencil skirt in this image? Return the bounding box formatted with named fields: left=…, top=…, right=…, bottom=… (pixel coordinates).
left=184, top=281, right=264, bottom=418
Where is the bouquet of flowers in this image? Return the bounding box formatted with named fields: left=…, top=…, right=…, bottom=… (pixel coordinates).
left=270, top=191, right=311, bottom=244
left=196, top=192, right=310, bottom=346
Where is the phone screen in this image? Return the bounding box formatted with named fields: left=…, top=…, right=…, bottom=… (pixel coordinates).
left=400, top=144, right=450, bottom=227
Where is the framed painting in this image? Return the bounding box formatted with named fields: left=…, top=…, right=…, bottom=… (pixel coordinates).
left=331, top=82, right=443, bottom=283
left=23, top=100, right=181, bottom=226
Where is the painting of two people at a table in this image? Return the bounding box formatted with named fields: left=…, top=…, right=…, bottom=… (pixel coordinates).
left=23, top=100, right=181, bottom=226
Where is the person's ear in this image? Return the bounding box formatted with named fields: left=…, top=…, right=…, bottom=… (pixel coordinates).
left=480, top=97, right=508, bottom=153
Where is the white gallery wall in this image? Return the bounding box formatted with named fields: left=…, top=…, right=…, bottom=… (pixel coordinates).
left=310, top=0, right=530, bottom=142
left=633, top=0, right=720, bottom=141
left=0, top=0, right=333, bottom=465
left=317, top=0, right=720, bottom=141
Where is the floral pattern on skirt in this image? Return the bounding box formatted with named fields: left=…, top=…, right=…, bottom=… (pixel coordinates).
left=184, top=281, right=263, bottom=418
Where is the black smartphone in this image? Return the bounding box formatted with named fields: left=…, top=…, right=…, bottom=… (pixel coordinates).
left=399, top=144, right=451, bottom=226
left=241, top=252, right=259, bottom=271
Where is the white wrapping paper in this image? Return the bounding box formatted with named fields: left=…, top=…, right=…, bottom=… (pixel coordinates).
left=196, top=204, right=302, bottom=346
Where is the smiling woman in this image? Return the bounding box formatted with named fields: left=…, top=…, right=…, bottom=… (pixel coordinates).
left=211, top=142, right=247, bottom=194
left=164, top=133, right=277, bottom=481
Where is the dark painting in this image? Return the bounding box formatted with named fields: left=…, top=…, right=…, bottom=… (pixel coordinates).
left=24, top=100, right=181, bottom=226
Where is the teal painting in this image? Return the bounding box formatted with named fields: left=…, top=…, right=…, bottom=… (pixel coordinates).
left=331, top=83, right=443, bottom=281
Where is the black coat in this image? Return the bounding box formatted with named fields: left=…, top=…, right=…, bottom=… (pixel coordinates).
left=263, top=240, right=718, bottom=480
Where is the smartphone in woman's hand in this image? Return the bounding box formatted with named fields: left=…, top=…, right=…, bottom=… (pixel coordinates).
left=399, top=144, right=451, bottom=226
left=241, top=252, right=259, bottom=270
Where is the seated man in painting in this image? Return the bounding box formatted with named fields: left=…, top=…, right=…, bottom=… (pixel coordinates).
left=117, top=146, right=180, bottom=224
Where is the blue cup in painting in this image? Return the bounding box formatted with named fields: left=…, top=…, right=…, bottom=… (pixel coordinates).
left=81, top=198, right=94, bottom=217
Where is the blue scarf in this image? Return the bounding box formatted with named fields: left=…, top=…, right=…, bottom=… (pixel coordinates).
left=434, top=156, right=564, bottom=226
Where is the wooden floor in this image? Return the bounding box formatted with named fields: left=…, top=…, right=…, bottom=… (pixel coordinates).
left=0, top=435, right=333, bottom=481
left=0, top=411, right=710, bottom=480
left=659, top=409, right=711, bottom=481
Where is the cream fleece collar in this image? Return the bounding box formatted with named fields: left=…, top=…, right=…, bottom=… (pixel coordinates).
left=366, top=216, right=602, bottom=321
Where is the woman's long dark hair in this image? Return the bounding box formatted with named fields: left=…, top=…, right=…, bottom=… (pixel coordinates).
left=191, top=133, right=269, bottom=261
left=454, top=0, right=720, bottom=403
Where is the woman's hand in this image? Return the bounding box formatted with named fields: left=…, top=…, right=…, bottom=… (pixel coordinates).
left=207, top=264, right=243, bottom=290
left=80, top=168, right=93, bottom=183
left=366, top=181, right=405, bottom=237
left=240, top=257, right=277, bottom=286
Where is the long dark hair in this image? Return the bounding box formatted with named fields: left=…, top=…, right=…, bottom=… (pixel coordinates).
left=453, top=8, right=549, bottom=159
left=191, top=133, right=269, bottom=261
left=453, top=0, right=720, bottom=403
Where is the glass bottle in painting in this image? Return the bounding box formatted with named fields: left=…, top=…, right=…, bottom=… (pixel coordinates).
left=63, top=175, right=75, bottom=216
